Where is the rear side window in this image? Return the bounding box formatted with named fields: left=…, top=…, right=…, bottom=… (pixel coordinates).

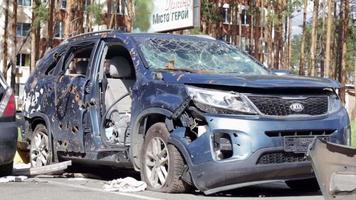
left=36, top=45, right=67, bottom=75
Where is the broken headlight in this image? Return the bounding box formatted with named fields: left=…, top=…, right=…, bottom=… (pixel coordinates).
left=185, top=86, right=257, bottom=114
left=328, top=94, right=342, bottom=114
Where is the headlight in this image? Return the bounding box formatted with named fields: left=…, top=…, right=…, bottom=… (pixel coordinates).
left=185, top=85, right=257, bottom=114
left=328, top=94, right=342, bottom=113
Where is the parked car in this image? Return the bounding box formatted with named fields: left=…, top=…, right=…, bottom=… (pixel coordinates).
left=0, top=74, right=17, bottom=176
left=21, top=31, right=350, bottom=194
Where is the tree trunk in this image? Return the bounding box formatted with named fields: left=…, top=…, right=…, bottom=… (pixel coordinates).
left=319, top=0, right=326, bottom=77
left=10, top=0, right=18, bottom=93
left=47, top=0, right=55, bottom=49
left=337, top=0, right=349, bottom=103
left=324, top=0, right=333, bottom=78
left=299, top=0, right=307, bottom=75
left=30, top=0, right=40, bottom=72
left=267, top=1, right=274, bottom=68
left=287, top=15, right=292, bottom=70
left=310, top=0, right=319, bottom=76
left=352, top=59, right=356, bottom=120
left=273, top=0, right=283, bottom=70
left=238, top=5, right=242, bottom=47
left=126, top=0, right=134, bottom=32
left=2, top=0, right=10, bottom=80
left=260, top=0, right=265, bottom=64
left=333, top=1, right=339, bottom=80
left=64, top=0, right=76, bottom=38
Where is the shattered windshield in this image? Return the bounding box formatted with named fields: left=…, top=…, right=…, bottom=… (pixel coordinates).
left=138, top=38, right=270, bottom=75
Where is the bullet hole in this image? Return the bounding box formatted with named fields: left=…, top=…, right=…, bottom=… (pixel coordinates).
left=72, top=126, right=79, bottom=134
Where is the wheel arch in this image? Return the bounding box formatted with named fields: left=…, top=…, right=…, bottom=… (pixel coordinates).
left=130, top=108, right=173, bottom=171
left=26, top=113, right=56, bottom=162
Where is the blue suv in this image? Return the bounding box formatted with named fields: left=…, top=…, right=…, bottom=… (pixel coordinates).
left=21, top=31, right=350, bottom=194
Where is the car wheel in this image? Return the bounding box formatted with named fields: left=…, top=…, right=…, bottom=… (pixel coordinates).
left=30, top=124, right=51, bottom=167
left=0, top=162, right=13, bottom=177
left=141, top=122, right=190, bottom=193
left=285, top=178, right=320, bottom=192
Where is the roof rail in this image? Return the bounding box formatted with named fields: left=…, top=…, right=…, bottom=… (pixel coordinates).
left=66, top=29, right=119, bottom=42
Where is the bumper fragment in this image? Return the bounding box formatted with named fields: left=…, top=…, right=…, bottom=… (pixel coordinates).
left=308, top=139, right=356, bottom=200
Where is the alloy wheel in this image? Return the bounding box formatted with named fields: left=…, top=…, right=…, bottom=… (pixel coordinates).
left=30, top=130, right=49, bottom=167
left=144, top=137, right=169, bottom=188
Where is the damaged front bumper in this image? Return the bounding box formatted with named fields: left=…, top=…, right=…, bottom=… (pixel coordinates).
left=308, top=138, right=356, bottom=200
left=169, top=108, right=350, bottom=194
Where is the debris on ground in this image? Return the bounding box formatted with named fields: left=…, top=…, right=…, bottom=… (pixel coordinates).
left=12, top=161, right=72, bottom=176
left=103, top=177, right=147, bottom=192
left=0, top=176, right=28, bottom=183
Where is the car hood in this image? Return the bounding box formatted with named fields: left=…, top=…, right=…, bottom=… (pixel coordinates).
left=161, top=72, right=340, bottom=89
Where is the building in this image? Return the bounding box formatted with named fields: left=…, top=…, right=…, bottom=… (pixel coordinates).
left=0, top=0, right=132, bottom=103
left=1, top=0, right=273, bottom=103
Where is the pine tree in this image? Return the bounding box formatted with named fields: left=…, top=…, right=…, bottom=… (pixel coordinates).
left=310, top=0, right=319, bottom=76
left=299, top=0, right=307, bottom=75
left=324, top=0, right=333, bottom=78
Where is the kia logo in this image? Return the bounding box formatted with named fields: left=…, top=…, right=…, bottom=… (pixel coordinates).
left=290, top=103, right=304, bottom=112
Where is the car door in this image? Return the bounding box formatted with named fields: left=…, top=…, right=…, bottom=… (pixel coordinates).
left=53, top=40, right=98, bottom=154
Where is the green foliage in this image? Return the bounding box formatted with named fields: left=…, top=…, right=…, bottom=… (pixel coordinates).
left=33, top=3, right=49, bottom=28
left=201, top=0, right=222, bottom=23
left=351, top=121, right=356, bottom=147
left=191, top=27, right=203, bottom=35
left=265, top=0, right=303, bottom=25
left=291, top=18, right=355, bottom=80
left=133, top=0, right=153, bottom=32
left=290, top=34, right=302, bottom=71
left=87, top=3, right=104, bottom=25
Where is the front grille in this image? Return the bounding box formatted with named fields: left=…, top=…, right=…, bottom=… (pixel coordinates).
left=265, top=129, right=335, bottom=137
left=248, top=96, right=328, bottom=116
left=257, top=152, right=307, bottom=165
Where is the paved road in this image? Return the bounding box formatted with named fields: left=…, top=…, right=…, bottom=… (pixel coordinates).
left=0, top=165, right=323, bottom=200
left=0, top=177, right=323, bottom=200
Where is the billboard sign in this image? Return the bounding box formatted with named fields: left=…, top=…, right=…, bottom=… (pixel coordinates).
left=134, top=0, right=199, bottom=33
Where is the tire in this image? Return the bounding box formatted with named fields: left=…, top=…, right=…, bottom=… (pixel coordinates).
left=30, top=124, right=51, bottom=167
left=0, top=162, right=13, bottom=177
left=140, top=122, right=190, bottom=193
left=285, top=178, right=320, bottom=192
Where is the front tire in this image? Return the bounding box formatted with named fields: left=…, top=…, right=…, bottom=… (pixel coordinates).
left=30, top=124, right=51, bottom=167
left=140, top=122, right=190, bottom=193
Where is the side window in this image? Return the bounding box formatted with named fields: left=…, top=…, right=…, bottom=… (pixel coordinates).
left=38, top=46, right=68, bottom=75
left=64, top=44, right=95, bottom=76
left=103, top=45, right=135, bottom=79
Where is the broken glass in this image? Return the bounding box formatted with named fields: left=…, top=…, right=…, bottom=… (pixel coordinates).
left=139, top=38, right=269, bottom=75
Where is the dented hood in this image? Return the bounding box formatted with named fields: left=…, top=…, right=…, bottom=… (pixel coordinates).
left=161, top=72, right=341, bottom=89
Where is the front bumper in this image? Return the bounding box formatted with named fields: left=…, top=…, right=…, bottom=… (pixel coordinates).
left=0, top=122, right=18, bottom=166
left=169, top=108, right=350, bottom=194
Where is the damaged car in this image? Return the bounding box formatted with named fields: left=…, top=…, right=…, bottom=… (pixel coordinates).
left=21, top=31, right=350, bottom=194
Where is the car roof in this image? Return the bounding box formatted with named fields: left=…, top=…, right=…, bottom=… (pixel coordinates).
left=63, top=30, right=217, bottom=45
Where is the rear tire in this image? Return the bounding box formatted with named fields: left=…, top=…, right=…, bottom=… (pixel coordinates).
left=30, top=124, right=51, bottom=167
left=140, top=122, right=190, bottom=193
left=285, top=178, right=320, bottom=192
left=0, top=162, right=13, bottom=177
